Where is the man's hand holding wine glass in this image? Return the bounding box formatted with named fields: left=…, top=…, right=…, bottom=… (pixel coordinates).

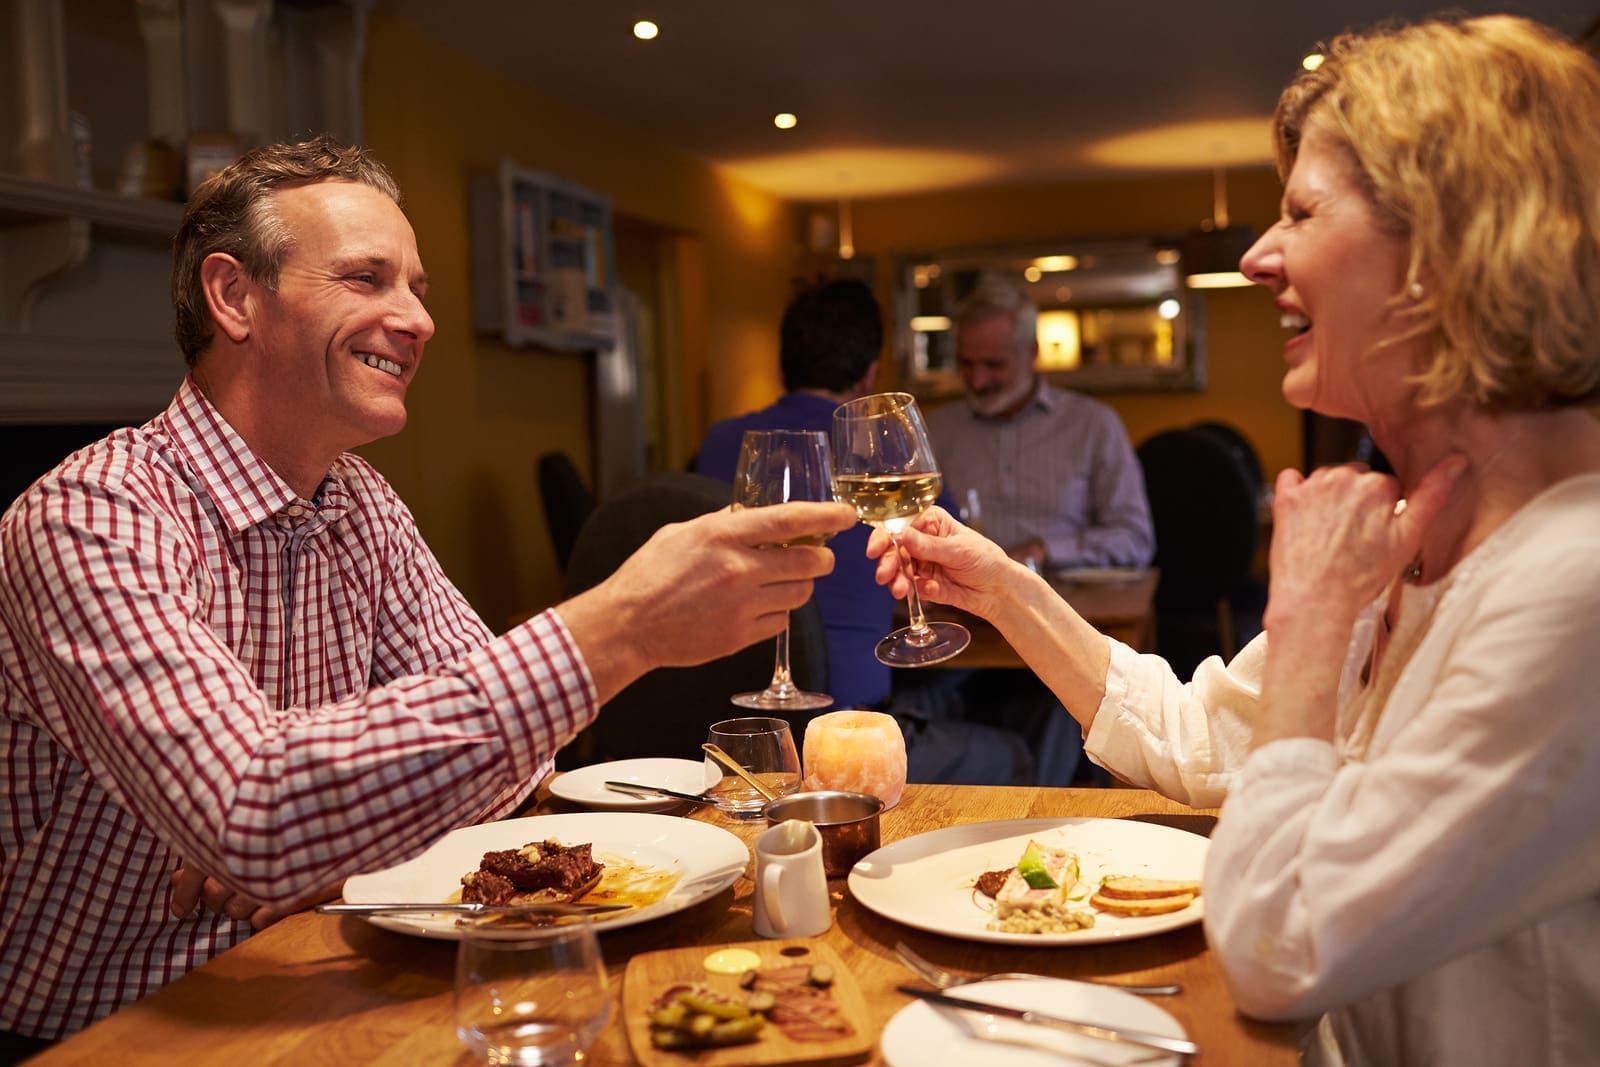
left=729, top=430, right=839, bottom=710
left=556, top=499, right=855, bottom=706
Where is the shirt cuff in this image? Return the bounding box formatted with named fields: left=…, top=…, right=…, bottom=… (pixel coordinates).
left=1084, top=634, right=1136, bottom=758
left=460, top=610, right=598, bottom=784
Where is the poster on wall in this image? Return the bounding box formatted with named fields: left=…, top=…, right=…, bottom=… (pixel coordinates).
left=470, top=159, right=616, bottom=350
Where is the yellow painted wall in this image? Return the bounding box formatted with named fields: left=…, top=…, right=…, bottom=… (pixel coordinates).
left=352, top=16, right=1299, bottom=627
left=845, top=169, right=1299, bottom=482
left=355, top=13, right=797, bottom=628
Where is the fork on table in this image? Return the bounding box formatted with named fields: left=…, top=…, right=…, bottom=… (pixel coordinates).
left=894, top=940, right=1182, bottom=997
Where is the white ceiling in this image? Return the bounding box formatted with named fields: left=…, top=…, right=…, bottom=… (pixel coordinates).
left=385, top=1, right=1598, bottom=201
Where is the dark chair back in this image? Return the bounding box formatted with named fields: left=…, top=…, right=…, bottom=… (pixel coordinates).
left=1137, top=426, right=1265, bottom=676
left=537, top=451, right=595, bottom=573
left=556, top=471, right=828, bottom=768
left=1189, top=420, right=1264, bottom=501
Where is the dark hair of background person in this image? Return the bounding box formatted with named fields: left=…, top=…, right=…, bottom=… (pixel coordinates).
left=778, top=279, right=884, bottom=392
left=171, top=135, right=402, bottom=368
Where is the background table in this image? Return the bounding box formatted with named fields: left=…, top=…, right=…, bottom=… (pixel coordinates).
left=916, top=568, right=1159, bottom=668
left=31, top=784, right=1297, bottom=1065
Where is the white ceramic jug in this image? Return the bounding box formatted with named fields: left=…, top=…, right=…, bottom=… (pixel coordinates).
left=752, top=819, right=831, bottom=938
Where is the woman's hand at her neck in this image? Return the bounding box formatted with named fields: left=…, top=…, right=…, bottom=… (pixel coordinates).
left=1254, top=453, right=1465, bottom=748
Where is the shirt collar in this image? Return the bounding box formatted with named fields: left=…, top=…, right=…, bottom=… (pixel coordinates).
left=162, top=376, right=347, bottom=533
left=775, top=391, right=846, bottom=418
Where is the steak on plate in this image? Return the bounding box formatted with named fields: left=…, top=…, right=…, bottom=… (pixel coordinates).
left=460, top=839, right=604, bottom=905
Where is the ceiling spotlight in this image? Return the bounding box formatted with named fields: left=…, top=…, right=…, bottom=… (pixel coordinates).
left=633, top=20, right=659, bottom=40
left=773, top=113, right=797, bottom=130
left=1032, top=255, right=1078, bottom=273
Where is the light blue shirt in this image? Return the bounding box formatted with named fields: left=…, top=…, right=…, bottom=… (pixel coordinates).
left=926, top=382, right=1154, bottom=568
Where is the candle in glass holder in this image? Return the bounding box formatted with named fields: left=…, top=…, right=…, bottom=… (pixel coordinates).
left=801, top=710, right=907, bottom=810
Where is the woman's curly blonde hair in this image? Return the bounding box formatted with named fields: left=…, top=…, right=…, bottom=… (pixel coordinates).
left=1273, top=15, right=1600, bottom=412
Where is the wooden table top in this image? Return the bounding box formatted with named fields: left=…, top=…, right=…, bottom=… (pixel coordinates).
left=33, top=783, right=1295, bottom=1065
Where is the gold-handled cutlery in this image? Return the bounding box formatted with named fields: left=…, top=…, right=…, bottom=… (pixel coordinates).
left=701, top=741, right=781, bottom=802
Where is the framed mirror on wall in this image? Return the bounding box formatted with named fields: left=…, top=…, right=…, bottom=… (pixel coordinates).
left=893, top=238, right=1206, bottom=396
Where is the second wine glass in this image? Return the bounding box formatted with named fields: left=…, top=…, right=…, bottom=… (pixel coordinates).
left=831, top=392, right=970, bottom=667
left=729, top=429, right=836, bottom=711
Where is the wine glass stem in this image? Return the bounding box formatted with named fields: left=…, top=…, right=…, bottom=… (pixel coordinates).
left=894, top=533, right=937, bottom=647
left=767, top=614, right=797, bottom=696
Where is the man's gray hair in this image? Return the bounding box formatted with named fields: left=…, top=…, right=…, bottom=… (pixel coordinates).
left=954, top=272, right=1037, bottom=355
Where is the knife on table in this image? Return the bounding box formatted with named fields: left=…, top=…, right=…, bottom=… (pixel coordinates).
left=896, top=985, right=1199, bottom=1057
left=317, top=901, right=632, bottom=917
left=604, top=781, right=716, bottom=806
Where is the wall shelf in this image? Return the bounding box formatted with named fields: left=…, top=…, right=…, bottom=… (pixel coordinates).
left=0, top=174, right=182, bottom=241
left=471, top=159, right=617, bottom=351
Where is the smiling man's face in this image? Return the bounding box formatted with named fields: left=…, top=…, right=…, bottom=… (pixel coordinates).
left=249, top=179, right=434, bottom=456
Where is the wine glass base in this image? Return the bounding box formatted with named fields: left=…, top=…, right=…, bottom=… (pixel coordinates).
left=875, top=621, right=970, bottom=667
left=730, top=689, right=835, bottom=711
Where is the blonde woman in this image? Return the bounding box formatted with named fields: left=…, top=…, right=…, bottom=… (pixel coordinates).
left=872, top=16, right=1600, bottom=1065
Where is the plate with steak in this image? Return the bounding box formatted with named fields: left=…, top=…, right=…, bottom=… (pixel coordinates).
left=341, top=812, right=748, bottom=940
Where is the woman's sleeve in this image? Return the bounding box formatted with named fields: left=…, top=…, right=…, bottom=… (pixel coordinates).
left=1202, top=561, right=1600, bottom=1020
left=1083, top=633, right=1267, bottom=807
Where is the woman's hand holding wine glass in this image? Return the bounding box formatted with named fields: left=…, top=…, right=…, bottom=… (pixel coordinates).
left=831, top=392, right=970, bottom=667
left=866, top=504, right=1019, bottom=621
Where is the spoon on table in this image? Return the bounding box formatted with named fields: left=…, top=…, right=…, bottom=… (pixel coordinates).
left=701, top=742, right=781, bottom=802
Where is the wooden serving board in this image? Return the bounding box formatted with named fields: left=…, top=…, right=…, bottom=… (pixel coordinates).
left=622, top=939, right=872, bottom=1067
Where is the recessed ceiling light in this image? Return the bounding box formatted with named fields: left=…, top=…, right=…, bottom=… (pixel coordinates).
left=633, top=20, right=659, bottom=40
left=1032, top=255, right=1077, bottom=273
left=773, top=113, right=797, bottom=130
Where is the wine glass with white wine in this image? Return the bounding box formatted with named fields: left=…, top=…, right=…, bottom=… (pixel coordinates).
left=831, top=392, right=970, bottom=667
left=728, top=430, right=836, bottom=711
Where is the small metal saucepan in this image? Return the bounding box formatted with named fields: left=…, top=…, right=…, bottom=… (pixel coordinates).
left=765, top=790, right=883, bottom=877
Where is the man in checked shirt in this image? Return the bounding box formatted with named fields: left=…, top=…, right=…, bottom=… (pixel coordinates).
left=0, top=137, right=854, bottom=1053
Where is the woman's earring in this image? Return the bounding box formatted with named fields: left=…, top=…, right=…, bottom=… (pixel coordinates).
left=1408, top=281, right=1425, bottom=300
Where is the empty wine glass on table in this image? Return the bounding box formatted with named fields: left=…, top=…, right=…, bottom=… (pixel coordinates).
left=728, top=429, right=836, bottom=711
left=831, top=392, right=970, bottom=667
left=454, top=907, right=610, bottom=1066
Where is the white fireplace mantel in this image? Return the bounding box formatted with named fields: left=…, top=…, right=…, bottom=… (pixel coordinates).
left=1, top=0, right=370, bottom=425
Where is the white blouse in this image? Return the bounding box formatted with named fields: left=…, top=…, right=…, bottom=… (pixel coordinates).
left=1084, top=474, right=1600, bottom=1066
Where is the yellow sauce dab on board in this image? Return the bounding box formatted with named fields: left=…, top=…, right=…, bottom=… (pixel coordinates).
left=701, top=948, right=762, bottom=975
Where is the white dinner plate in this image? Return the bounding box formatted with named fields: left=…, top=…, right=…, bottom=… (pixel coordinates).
left=1051, top=567, right=1150, bottom=585
left=848, top=817, right=1207, bottom=946
left=881, top=978, right=1188, bottom=1067
left=341, top=812, right=747, bottom=940
left=548, top=758, right=713, bottom=811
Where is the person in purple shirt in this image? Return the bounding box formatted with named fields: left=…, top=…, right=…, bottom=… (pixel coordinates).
left=695, top=280, right=1034, bottom=784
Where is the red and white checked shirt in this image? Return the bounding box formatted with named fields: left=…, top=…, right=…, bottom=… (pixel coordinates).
left=0, top=378, right=596, bottom=1039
